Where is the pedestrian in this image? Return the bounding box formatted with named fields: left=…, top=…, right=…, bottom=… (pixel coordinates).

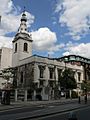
left=78, top=96, right=81, bottom=104
left=1, top=91, right=5, bottom=104
left=84, top=94, right=87, bottom=104
left=78, top=92, right=81, bottom=104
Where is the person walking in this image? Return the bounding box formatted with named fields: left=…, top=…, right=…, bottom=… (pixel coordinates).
left=84, top=94, right=87, bottom=104
left=78, top=92, right=81, bottom=104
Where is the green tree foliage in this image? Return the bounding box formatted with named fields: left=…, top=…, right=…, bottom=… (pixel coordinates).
left=2, top=68, right=14, bottom=81
left=59, top=68, right=77, bottom=90
left=1, top=68, right=17, bottom=88
left=81, top=80, right=90, bottom=92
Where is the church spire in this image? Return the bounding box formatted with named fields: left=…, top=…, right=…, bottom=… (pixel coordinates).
left=21, top=11, right=27, bottom=22
left=18, top=9, right=28, bottom=33
left=21, top=7, right=27, bottom=22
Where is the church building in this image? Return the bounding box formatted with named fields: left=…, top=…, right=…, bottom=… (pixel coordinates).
left=12, top=11, right=89, bottom=101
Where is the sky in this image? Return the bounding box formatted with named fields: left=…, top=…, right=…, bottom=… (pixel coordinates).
left=0, top=0, right=90, bottom=58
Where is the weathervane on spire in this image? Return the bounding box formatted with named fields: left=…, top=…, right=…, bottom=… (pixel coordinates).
left=23, top=6, right=26, bottom=13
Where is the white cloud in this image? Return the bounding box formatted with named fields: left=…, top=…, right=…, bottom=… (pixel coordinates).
left=55, top=0, right=90, bottom=40
left=0, top=11, right=34, bottom=35
left=0, top=36, right=13, bottom=48
left=63, top=42, right=90, bottom=58
left=0, top=0, right=13, bottom=15
left=0, top=0, right=62, bottom=55
left=48, top=43, right=65, bottom=52
left=32, top=27, right=65, bottom=55
left=0, top=0, right=35, bottom=47
left=63, top=51, right=70, bottom=56
left=0, top=0, right=34, bottom=35
left=32, top=27, right=57, bottom=50
left=47, top=43, right=65, bottom=56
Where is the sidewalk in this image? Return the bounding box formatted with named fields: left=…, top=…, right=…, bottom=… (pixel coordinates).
left=0, top=98, right=78, bottom=111
left=0, top=96, right=90, bottom=111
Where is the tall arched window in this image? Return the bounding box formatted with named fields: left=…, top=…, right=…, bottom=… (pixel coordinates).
left=15, top=43, right=17, bottom=52
left=24, top=43, right=28, bottom=52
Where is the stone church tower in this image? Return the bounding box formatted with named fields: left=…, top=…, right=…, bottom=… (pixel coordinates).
left=12, top=11, right=33, bottom=67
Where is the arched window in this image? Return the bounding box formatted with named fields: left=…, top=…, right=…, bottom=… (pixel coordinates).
left=24, top=43, right=28, bottom=52
left=15, top=43, right=17, bottom=52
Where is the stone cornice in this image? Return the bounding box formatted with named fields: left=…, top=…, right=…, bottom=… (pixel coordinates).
left=12, top=32, right=33, bottom=43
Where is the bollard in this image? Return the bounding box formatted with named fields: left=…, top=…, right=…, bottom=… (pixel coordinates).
left=68, top=111, right=78, bottom=120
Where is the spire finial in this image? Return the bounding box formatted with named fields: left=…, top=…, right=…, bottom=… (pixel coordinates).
left=21, top=7, right=27, bottom=22
left=18, top=6, right=27, bottom=33
left=23, top=6, right=26, bottom=13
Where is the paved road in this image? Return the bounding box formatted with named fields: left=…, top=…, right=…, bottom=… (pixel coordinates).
left=32, top=104, right=90, bottom=120
left=0, top=100, right=89, bottom=120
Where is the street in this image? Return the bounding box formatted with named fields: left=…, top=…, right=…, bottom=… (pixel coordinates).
left=32, top=105, right=90, bottom=120
left=0, top=100, right=90, bottom=120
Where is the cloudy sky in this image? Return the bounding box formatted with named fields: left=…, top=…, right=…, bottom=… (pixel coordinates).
left=0, top=0, right=90, bottom=58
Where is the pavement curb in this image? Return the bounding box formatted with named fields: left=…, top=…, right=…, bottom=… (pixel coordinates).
left=0, top=99, right=78, bottom=111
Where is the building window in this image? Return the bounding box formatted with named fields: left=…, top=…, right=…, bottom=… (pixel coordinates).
left=15, top=43, right=17, bottom=52
left=78, top=72, right=81, bottom=81
left=49, top=68, right=54, bottom=79
left=58, top=69, right=62, bottom=81
left=40, top=69, right=43, bottom=78
left=20, top=72, right=23, bottom=83
left=25, top=28, right=27, bottom=31
left=88, top=72, right=90, bottom=80
left=39, top=65, right=45, bottom=78
left=40, top=80, right=43, bottom=86
left=49, top=81, right=54, bottom=88
left=24, top=43, right=28, bottom=52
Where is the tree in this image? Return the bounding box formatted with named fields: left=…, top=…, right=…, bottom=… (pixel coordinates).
left=81, top=80, right=90, bottom=92
left=59, top=68, right=77, bottom=90
left=59, top=68, right=77, bottom=98
left=1, top=68, right=15, bottom=89
left=2, top=68, right=13, bottom=80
